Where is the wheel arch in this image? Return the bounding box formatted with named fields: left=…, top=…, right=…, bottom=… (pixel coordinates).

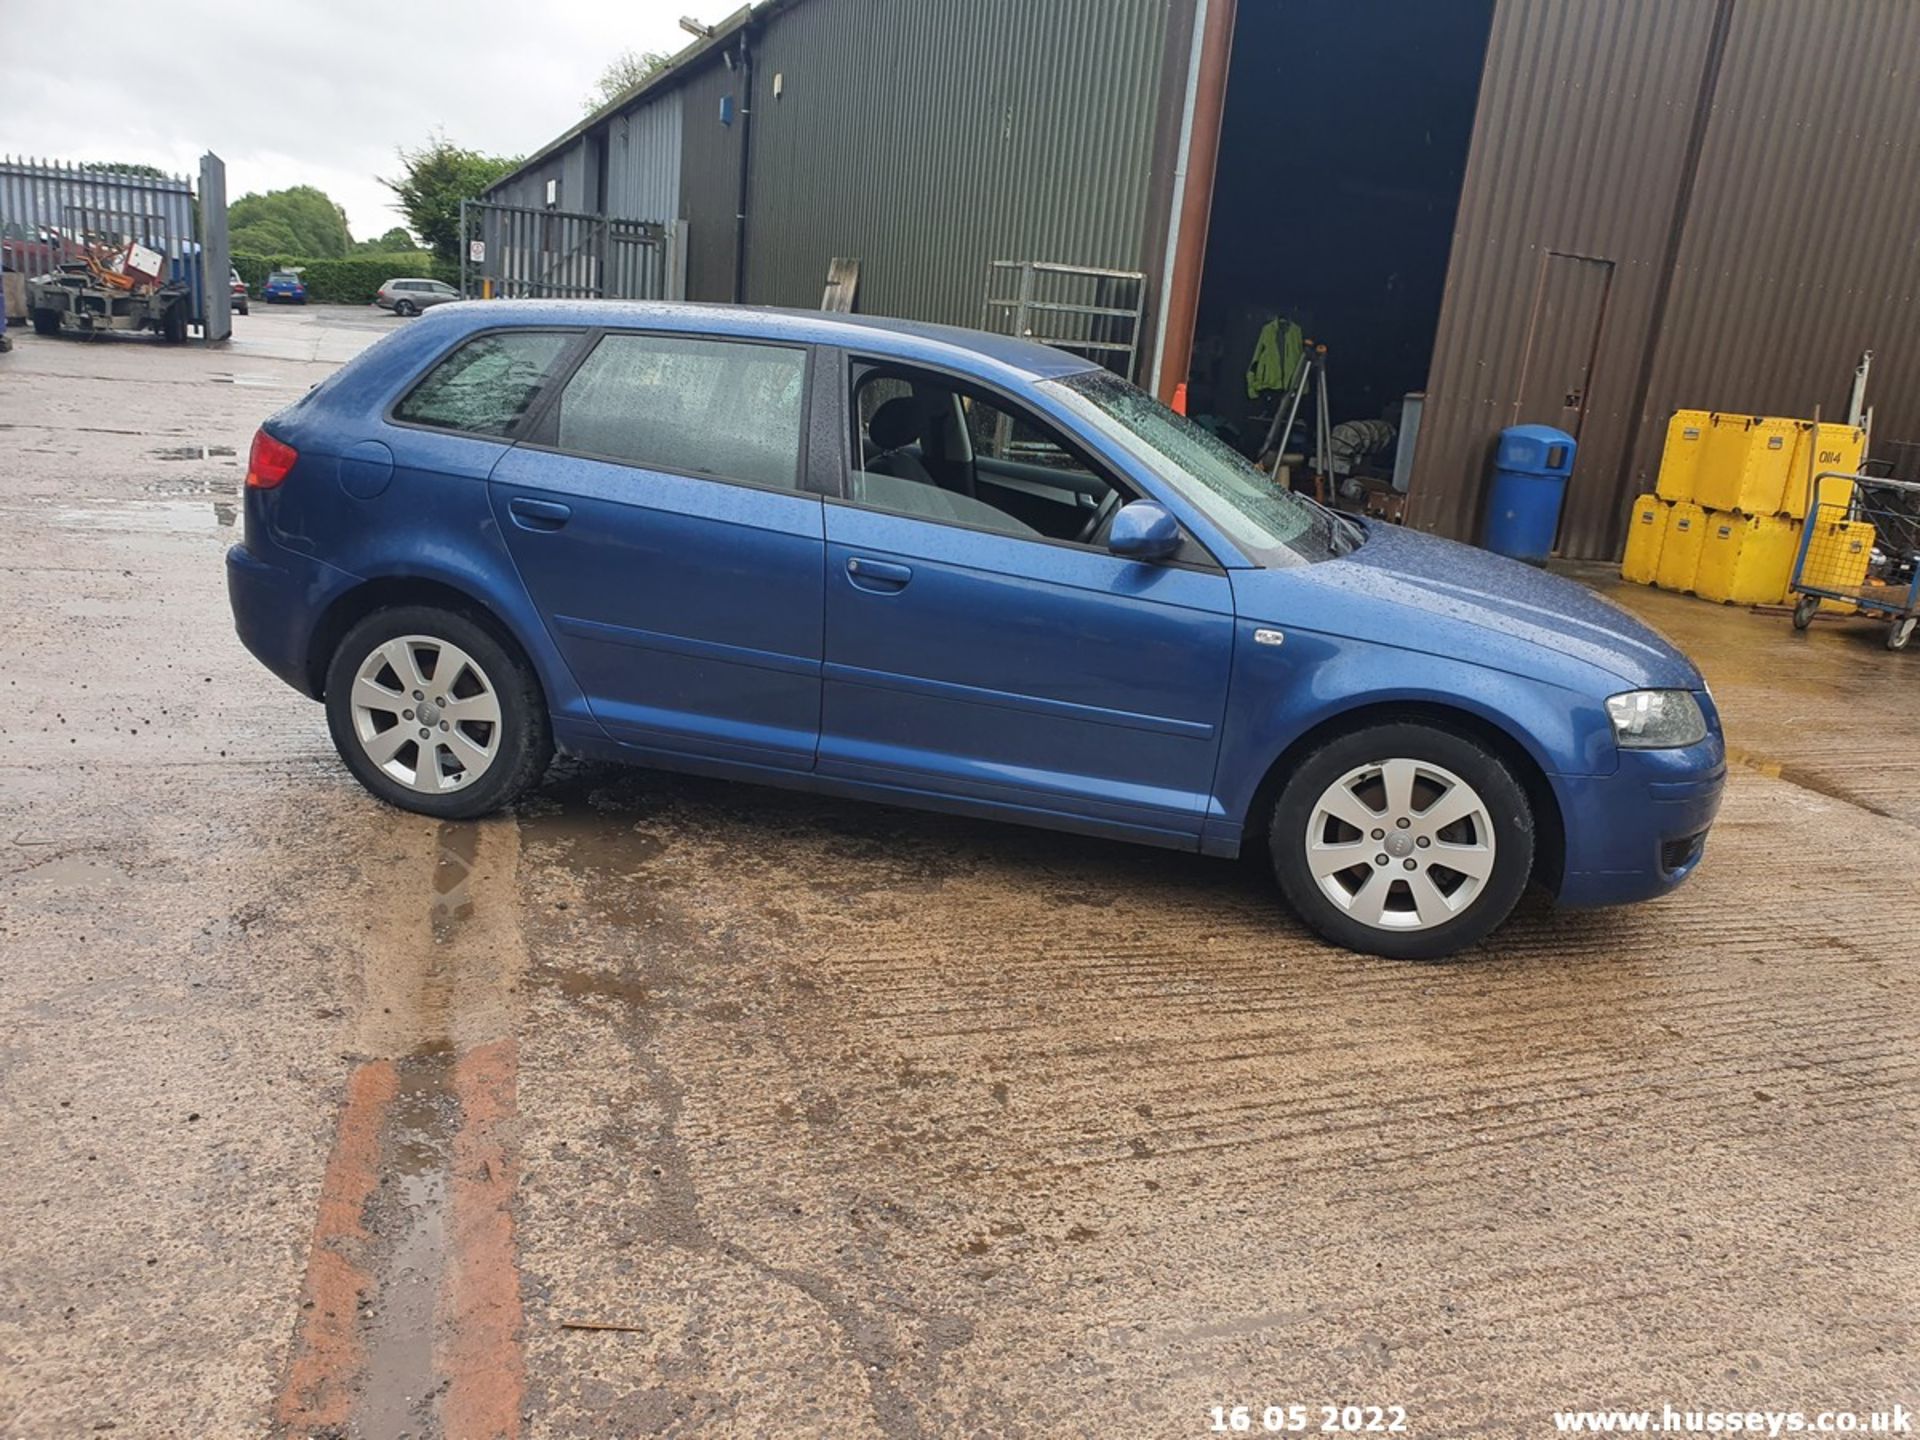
left=1239, top=700, right=1567, bottom=895
left=306, top=575, right=548, bottom=709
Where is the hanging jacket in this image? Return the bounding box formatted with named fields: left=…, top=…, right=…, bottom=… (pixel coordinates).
left=1247, top=316, right=1303, bottom=400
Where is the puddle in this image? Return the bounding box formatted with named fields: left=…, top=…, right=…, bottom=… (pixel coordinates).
left=359, top=1050, right=455, bottom=1440
left=57, top=500, right=227, bottom=534
left=147, top=471, right=240, bottom=498
left=208, top=372, right=291, bottom=389
left=341, top=820, right=522, bottom=1435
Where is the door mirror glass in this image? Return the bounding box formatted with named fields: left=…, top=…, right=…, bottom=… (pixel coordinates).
left=1107, top=500, right=1181, bottom=560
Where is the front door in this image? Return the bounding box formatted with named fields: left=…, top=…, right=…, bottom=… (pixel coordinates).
left=1516, top=250, right=1613, bottom=438
left=819, top=362, right=1236, bottom=844
left=489, top=330, right=824, bottom=771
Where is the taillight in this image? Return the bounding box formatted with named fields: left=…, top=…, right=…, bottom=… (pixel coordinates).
left=246, top=428, right=299, bottom=489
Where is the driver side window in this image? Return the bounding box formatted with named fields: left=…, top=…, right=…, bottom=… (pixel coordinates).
left=846, top=362, right=1130, bottom=546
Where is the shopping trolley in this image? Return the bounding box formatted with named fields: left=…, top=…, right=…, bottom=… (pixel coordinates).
left=1788, top=470, right=1920, bottom=650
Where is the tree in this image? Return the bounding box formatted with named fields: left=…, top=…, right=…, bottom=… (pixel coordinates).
left=381, top=135, right=521, bottom=263
left=584, top=49, right=672, bottom=113
left=85, top=161, right=172, bottom=179
left=355, top=227, right=419, bottom=254
left=227, top=186, right=352, bottom=257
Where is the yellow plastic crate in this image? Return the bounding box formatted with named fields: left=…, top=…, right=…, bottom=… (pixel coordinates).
left=1655, top=501, right=1707, bottom=592
left=1696, top=414, right=1796, bottom=514
left=1654, top=410, right=1710, bottom=503
left=1620, top=494, right=1669, bottom=584
left=1797, top=513, right=1876, bottom=615
left=1695, top=511, right=1799, bottom=605
left=1780, top=421, right=1865, bottom=519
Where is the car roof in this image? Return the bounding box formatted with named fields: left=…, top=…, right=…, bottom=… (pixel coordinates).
left=419, top=299, right=1104, bottom=382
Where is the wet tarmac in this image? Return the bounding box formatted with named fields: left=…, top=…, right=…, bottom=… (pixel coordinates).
left=1, top=308, right=1914, bottom=1438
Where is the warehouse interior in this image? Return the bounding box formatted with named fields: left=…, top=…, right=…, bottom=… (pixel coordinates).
left=1183, top=0, right=1495, bottom=498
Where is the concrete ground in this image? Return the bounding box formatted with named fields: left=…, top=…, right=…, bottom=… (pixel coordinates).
left=0, top=305, right=1913, bottom=1439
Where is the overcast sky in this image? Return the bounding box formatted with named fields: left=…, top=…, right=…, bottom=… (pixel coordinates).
left=0, top=0, right=730, bottom=238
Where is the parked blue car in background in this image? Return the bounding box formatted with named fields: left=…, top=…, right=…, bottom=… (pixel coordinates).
left=226, top=302, right=1725, bottom=958
left=262, top=270, right=307, bottom=305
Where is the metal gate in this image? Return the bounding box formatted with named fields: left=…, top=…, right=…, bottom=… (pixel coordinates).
left=0, top=154, right=230, bottom=343
left=458, top=200, right=686, bottom=302
left=981, top=260, right=1148, bottom=380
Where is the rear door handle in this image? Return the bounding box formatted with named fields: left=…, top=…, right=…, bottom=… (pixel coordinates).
left=508, top=497, right=572, bottom=531
left=846, top=556, right=912, bottom=593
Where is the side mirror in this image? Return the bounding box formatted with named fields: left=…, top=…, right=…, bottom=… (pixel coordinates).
left=1106, top=499, right=1182, bottom=561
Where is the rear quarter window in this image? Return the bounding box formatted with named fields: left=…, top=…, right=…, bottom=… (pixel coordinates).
left=392, top=330, right=575, bottom=438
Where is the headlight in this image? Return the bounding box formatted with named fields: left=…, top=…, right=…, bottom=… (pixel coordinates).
left=1605, top=689, right=1707, bottom=749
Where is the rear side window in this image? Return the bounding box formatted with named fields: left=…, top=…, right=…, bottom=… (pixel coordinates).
left=550, top=333, right=807, bottom=489
left=394, top=330, right=574, bottom=438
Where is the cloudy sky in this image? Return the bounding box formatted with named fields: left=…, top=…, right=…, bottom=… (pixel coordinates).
left=0, top=0, right=731, bottom=239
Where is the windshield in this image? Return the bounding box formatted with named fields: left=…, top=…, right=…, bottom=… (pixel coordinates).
left=1046, top=368, right=1346, bottom=565
left=269, top=272, right=299, bottom=283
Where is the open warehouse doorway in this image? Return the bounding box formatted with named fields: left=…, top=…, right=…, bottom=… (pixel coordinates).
left=1177, top=0, right=1495, bottom=506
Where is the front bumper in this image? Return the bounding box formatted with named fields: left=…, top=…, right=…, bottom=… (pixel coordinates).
left=1552, top=736, right=1727, bottom=907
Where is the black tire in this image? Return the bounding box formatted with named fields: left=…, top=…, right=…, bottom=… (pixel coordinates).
left=31, top=308, right=58, bottom=337
left=161, top=305, right=188, bottom=345
left=324, top=605, right=551, bottom=820
left=1792, top=594, right=1820, bottom=630
left=1268, top=721, right=1535, bottom=961
left=1888, top=616, right=1916, bottom=651
left=237, top=300, right=249, bottom=316
left=394, top=299, right=418, bottom=317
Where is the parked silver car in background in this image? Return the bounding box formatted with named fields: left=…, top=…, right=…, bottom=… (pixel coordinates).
left=374, top=278, right=459, bottom=317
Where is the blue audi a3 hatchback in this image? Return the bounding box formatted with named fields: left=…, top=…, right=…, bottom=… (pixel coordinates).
left=227, top=302, right=1725, bottom=958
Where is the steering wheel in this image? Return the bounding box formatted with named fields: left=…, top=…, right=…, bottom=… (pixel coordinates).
left=1076, top=487, right=1124, bottom=546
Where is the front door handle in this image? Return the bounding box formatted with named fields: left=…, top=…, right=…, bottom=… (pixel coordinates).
left=508, top=497, right=572, bottom=531
left=846, top=556, right=913, bottom=593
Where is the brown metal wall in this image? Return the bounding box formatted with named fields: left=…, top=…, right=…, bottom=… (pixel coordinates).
left=1406, top=0, right=1727, bottom=557
left=1628, top=0, right=1920, bottom=506
left=1411, top=0, right=1920, bottom=560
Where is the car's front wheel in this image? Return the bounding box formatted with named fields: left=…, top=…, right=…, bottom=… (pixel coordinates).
left=1269, top=721, right=1534, bottom=960
left=324, top=606, right=551, bottom=819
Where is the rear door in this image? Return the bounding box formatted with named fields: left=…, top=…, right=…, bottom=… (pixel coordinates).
left=488, top=330, right=825, bottom=771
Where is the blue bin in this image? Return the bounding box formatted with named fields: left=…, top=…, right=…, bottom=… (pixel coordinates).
left=1482, top=424, right=1576, bottom=563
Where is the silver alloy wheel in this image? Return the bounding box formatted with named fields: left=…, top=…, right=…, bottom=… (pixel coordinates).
left=349, top=635, right=502, bottom=793
left=1303, top=758, right=1497, bottom=932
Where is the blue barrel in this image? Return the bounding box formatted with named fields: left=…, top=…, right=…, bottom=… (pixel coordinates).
left=1482, top=424, right=1576, bottom=563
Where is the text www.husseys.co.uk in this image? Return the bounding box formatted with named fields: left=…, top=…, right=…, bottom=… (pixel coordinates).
left=1552, top=1405, right=1911, bottom=1435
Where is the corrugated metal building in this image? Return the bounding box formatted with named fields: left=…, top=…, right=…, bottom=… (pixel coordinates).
left=486, top=0, right=1920, bottom=559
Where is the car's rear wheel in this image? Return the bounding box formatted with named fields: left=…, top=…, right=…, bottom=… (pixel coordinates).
left=1269, top=721, right=1534, bottom=960
left=324, top=606, right=551, bottom=819
left=394, top=299, right=418, bottom=317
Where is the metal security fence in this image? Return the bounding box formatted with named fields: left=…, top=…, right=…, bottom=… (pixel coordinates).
left=458, top=200, right=686, bottom=302
left=1, top=154, right=228, bottom=341
left=0, top=156, right=195, bottom=278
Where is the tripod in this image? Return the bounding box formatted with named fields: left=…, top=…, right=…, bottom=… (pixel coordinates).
left=1259, top=341, right=1332, bottom=503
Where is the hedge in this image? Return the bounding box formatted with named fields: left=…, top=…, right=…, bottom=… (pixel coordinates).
left=232, top=251, right=459, bottom=304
